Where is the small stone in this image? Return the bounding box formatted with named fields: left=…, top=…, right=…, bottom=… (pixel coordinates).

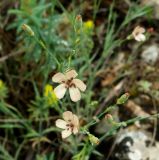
left=141, top=45, right=159, bottom=64
left=114, top=129, right=159, bottom=160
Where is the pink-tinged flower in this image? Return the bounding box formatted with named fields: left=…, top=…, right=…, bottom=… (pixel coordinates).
left=52, top=70, right=86, bottom=102
left=132, top=26, right=146, bottom=42
left=55, top=111, right=79, bottom=139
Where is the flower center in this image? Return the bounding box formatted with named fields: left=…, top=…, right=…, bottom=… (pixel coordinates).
left=66, top=123, right=74, bottom=132
left=135, top=31, right=140, bottom=36
left=63, top=78, right=76, bottom=88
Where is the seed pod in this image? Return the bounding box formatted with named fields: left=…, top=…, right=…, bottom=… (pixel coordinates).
left=116, top=93, right=130, bottom=105
left=74, top=14, right=83, bottom=33
left=88, top=133, right=100, bottom=145
left=105, top=114, right=114, bottom=124
left=22, top=24, right=34, bottom=36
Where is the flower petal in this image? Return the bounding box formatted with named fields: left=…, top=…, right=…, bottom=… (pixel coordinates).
left=69, top=87, right=81, bottom=102
left=62, top=129, right=72, bottom=139
left=65, top=70, right=78, bottom=79
left=136, top=26, right=145, bottom=34
left=54, top=84, right=67, bottom=99
left=52, top=72, right=66, bottom=83
left=73, top=79, right=86, bottom=91
left=135, top=34, right=146, bottom=42
left=73, top=127, right=78, bottom=134
left=72, top=114, right=79, bottom=127
left=55, top=119, right=67, bottom=129
left=63, top=111, right=73, bottom=122
left=133, top=26, right=145, bottom=35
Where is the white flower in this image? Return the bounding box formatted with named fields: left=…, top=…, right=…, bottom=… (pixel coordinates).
left=132, top=26, right=146, bottom=42
left=52, top=70, right=86, bottom=102
left=55, top=111, right=79, bottom=139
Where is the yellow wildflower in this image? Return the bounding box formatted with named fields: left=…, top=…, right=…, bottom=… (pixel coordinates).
left=44, top=84, right=57, bottom=105
left=0, top=80, right=4, bottom=89
left=0, top=79, right=8, bottom=99
left=84, top=20, right=94, bottom=30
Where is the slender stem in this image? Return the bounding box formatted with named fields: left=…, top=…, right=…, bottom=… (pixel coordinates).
left=85, top=105, right=116, bottom=129
left=100, top=113, right=159, bottom=141
left=38, top=113, right=43, bottom=153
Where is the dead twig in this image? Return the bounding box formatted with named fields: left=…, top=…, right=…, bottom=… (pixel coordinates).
left=95, top=79, right=125, bottom=115
left=0, top=49, right=24, bottom=63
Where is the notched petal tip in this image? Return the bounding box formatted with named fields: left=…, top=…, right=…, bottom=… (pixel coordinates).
left=52, top=72, right=66, bottom=83
left=73, top=79, right=86, bottom=91
left=55, top=119, right=67, bottom=129
left=63, top=111, right=73, bottom=122
left=72, top=114, right=79, bottom=127
left=65, top=70, right=78, bottom=79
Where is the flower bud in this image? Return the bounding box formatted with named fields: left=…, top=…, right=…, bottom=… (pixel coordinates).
left=105, top=114, right=114, bottom=124
left=147, top=27, right=154, bottom=33
left=93, top=116, right=100, bottom=123
left=22, top=24, right=34, bottom=36
left=74, top=14, right=83, bottom=33
left=120, top=122, right=127, bottom=127
left=90, top=101, right=98, bottom=107
left=126, top=35, right=133, bottom=40
left=116, top=93, right=130, bottom=105
left=88, top=133, right=100, bottom=145
left=76, top=14, right=82, bottom=22
left=75, top=38, right=80, bottom=44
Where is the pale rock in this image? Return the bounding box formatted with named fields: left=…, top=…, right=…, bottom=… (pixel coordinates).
left=114, top=129, right=159, bottom=160
left=141, top=45, right=159, bottom=64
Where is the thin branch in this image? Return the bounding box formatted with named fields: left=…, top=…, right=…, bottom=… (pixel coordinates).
left=0, top=49, right=25, bottom=62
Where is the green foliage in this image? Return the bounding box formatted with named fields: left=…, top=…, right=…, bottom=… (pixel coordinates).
left=121, top=4, right=152, bottom=27
left=72, top=143, right=90, bottom=160
left=0, top=0, right=157, bottom=159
